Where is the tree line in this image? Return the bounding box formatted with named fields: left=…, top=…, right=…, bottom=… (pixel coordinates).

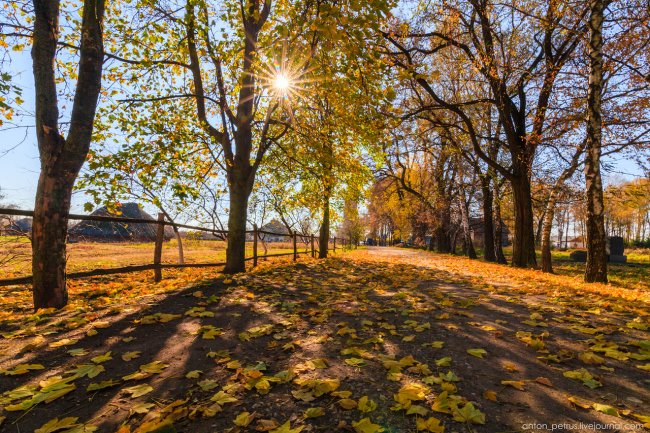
left=0, top=0, right=648, bottom=309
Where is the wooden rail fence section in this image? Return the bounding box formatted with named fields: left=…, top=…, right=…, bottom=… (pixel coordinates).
left=0, top=208, right=354, bottom=286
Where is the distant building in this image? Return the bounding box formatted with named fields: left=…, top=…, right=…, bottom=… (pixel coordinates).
left=0, top=217, right=32, bottom=236
left=256, top=219, right=291, bottom=242
left=69, top=202, right=173, bottom=242
left=566, top=236, right=585, bottom=249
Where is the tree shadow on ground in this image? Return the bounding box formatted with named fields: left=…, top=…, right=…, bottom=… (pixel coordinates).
left=0, top=252, right=648, bottom=433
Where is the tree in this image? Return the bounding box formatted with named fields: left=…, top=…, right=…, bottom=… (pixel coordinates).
left=584, top=0, right=608, bottom=283
left=30, top=0, right=105, bottom=309
left=102, top=0, right=393, bottom=273
left=383, top=0, right=587, bottom=267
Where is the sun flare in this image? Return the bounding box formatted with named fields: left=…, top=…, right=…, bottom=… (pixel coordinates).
left=274, top=74, right=291, bottom=92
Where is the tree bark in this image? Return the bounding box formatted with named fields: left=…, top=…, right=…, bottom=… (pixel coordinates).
left=584, top=0, right=608, bottom=283
left=493, top=181, right=508, bottom=264
left=31, top=0, right=105, bottom=310
left=481, top=177, right=496, bottom=261
left=318, top=195, right=330, bottom=258
left=460, top=196, right=477, bottom=259
left=541, top=145, right=584, bottom=273
left=540, top=191, right=559, bottom=273
left=224, top=176, right=251, bottom=273
left=510, top=170, right=537, bottom=268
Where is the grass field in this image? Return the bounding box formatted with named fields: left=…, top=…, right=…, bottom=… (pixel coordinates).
left=0, top=237, right=308, bottom=279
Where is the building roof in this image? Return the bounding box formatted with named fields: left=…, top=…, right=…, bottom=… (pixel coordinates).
left=69, top=202, right=173, bottom=241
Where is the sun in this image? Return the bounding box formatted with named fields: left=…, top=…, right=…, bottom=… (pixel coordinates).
left=273, top=74, right=291, bottom=93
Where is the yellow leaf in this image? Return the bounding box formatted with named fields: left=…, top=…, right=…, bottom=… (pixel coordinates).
left=124, top=384, right=153, bottom=398
left=592, top=403, right=619, bottom=417
left=500, top=380, right=526, bottom=391
left=345, top=357, right=366, bottom=367
left=351, top=418, right=384, bottom=433
left=87, top=380, right=120, bottom=391
left=2, top=363, right=45, bottom=375
left=91, top=351, right=112, bottom=364
left=304, top=407, right=325, bottom=418
left=35, top=417, right=79, bottom=433
left=210, top=391, right=238, bottom=405
left=234, top=411, right=253, bottom=426
left=566, top=395, right=592, bottom=409
left=49, top=338, right=79, bottom=348
left=579, top=351, right=604, bottom=365
left=407, top=404, right=429, bottom=416
left=139, top=361, right=168, bottom=374
left=67, top=349, right=88, bottom=357
left=122, top=351, right=141, bottom=361
left=269, top=420, right=304, bottom=433
left=358, top=396, right=377, bottom=413
left=69, top=364, right=105, bottom=379
left=130, top=402, right=155, bottom=415
left=339, top=398, right=358, bottom=409
left=632, top=414, right=650, bottom=428
left=185, top=370, right=202, bottom=379
left=466, top=348, right=487, bottom=358
left=452, top=402, right=485, bottom=424
left=198, top=379, right=218, bottom=391
left=483, top=390, right=497, bottom=401
left=416, top=416, right=445, bottom=432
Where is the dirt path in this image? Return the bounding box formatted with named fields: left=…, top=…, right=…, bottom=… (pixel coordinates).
left=0, top=249, right=648, bottom=433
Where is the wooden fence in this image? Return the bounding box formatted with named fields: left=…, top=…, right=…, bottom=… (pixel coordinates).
left=0, top=208, right=352, bottom=287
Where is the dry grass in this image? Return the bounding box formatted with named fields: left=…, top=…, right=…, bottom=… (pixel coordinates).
left=0, top=238, right=310, bottom=279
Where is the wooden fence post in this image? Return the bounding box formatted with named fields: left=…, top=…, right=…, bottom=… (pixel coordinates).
left=311, top=234, right=315, bottom=258
left=293, top=231, right=297, bottom=261
left=154, top=213, right=165, bottom=282
left=253, top=224, right=258, bottom=267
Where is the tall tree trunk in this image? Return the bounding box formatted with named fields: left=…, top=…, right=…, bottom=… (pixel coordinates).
left=319, top=195, right=330, bottom=258
left=460, top=196, right=477, bottom=259
left=510, top=170, right=537, bottom=268
left=32, top=174, right=75, bottom=309
left=224, top=175, right=251, bottom=274
left=535, top=209, right=546, bottom=247
left=541, top=192, right=559, bottom=273
left=584, top=0, right=608, bottom=283
left=541, top=146, right=584, bottom=273
left=435, top=222, right=452, bottom=252
left=31, top=0, right=105, bottom=310
left=481, top=177, right=496, bottom=261
left=493, top=181, right=508, bottom=264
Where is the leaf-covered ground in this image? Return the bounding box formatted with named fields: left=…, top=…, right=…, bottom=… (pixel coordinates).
left=0, top=247, right=649, bottom=433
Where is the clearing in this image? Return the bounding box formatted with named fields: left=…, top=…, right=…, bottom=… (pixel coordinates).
left=0, top=247, right=648, bottom=433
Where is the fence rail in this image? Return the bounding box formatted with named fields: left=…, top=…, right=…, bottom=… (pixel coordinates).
left=0, top=207, right=353, bottom=286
